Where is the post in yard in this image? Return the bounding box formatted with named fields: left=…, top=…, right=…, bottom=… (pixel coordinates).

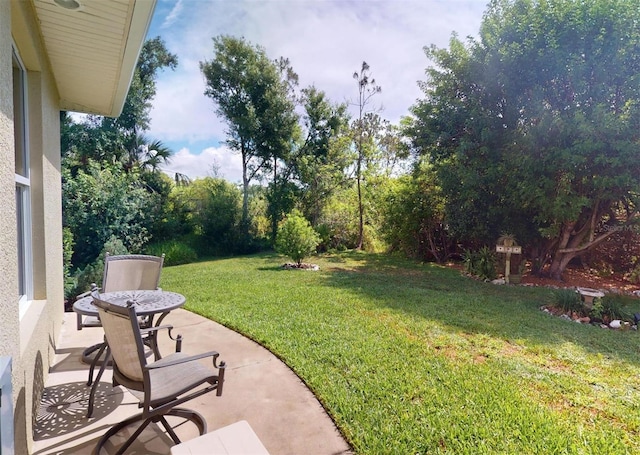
left=496, top=244, right=522, bottom=284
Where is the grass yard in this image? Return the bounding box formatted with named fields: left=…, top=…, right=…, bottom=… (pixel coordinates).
left=161, top=252, right=640, bottom=454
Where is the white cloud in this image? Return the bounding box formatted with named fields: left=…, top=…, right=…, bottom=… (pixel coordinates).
left=161, top=145, right=243, bottom=183
left=161, top=0, right=184, bottom=29
left=147, top=0, right=486, bottom=182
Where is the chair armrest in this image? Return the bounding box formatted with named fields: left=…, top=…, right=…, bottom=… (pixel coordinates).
left=77, top=283, right=101, bottom=299
left=145, top=351, right=221, bottom=369
left=139, top=324, right=173, bottom=335
left=140, top=325, right=182, bottom=355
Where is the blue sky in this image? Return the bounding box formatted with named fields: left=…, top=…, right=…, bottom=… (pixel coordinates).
left=145, top=0, right=487, bottom=183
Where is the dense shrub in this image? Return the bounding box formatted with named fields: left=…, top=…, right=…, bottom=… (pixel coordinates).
left=63, top=160, right=153, bottom=269
left=63, top=227, right=75, bottom=300
left=145, top=240, right=197, bottom=266
left=276, top=211, right=321, bottom=265
left=600, top=294, right=633, bottom=321
left=171, top=177, right=243, bottom=256
left=463, top=246, right=497, bottom=281
left=381, top=166, right=450, bottom=262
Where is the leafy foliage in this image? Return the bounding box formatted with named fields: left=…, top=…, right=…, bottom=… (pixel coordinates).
left=145, top=240, right=197, bottom=267
left=599, top=294, right=633, bottom=321
left=552, top=289, right=582, bottom=313
left=70, top=236, right=129, bottom=299
left=62, top=37, right=178, bottom=273
left=62, top=161, right=154, bottom=269
left=275, top=210, right=321, bottom=265
left=408, top=0, right=640, bottom=278
left=62, top=227, right=75, bottom=299
left=200, top=36, right=299, bottom=235
left=382, top=159, right=449, bottom=262
left=168, top=177, right=243, bottom=256
left=294, top=86, right=352, bottom=226
left=463, top=246, right=498, bottom=280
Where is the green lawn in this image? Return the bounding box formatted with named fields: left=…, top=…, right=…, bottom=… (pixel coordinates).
left=161, top=252, right=640, bottom=454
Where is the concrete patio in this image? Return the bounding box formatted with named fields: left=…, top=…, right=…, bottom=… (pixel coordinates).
left=32, top=309, right=353, bottom=455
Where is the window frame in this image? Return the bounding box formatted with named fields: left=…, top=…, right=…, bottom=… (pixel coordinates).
left=12, top=44, right=33, bottom=311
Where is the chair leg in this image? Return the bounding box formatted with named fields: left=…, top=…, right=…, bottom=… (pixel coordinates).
left=158, top=416, right=181, bottom=444
left=87, top=348, right=110, bottom=418
left=94, top=412, right=148, bottom=455
left=87, top=340, right=108, bottom=386
left=116, top=417, right=153, bottom=455
left=95, top=407, right=207, bottom=454
left=167, top=407, right=208, bottom=435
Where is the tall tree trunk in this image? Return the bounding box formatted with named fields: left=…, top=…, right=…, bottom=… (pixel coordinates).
left=271, top=158, right=278, bottom=243
left=356, top=155, right=364, bottom=250
left=546, top=201, right=622, bottom=280
left=241, top=145, right=250, bottom=239
left=548, top=251, right=578, bottom=280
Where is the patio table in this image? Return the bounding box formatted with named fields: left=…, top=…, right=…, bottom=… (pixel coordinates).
left=73, top=289, right=186, bottom=416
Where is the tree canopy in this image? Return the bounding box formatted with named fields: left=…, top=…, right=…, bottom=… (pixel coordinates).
left=200, top=36, right=299, bottom=236
left=62, top=37, right=178, bottom=271
left=408, top=0, right=640, bottom=278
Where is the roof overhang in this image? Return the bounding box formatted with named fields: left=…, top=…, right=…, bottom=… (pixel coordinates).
left=30, top=0, right=156, bottom=117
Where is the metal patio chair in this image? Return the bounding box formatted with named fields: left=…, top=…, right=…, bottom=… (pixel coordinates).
left=76, top=254, right=164, bottom=383
left=92, top=290, right=226, bottom=455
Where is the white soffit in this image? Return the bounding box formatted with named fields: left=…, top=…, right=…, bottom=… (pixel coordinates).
left=31, top=0, right=156, bottom=117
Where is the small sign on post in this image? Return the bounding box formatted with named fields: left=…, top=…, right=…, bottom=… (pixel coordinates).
left=496, top=245, right=522, bottom=283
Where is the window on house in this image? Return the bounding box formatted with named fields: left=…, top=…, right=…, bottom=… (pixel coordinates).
left=13, top=47, right=32, bottom=304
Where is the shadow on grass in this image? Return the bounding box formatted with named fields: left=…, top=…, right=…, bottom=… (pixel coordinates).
left=162, top=251, right=640, bottom=367
left=318, top=252, right=640, bottom=367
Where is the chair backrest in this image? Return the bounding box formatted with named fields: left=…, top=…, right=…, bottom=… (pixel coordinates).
left=92, top=291, right=147, bottom=383
left=102, top=254, right=164, bottom=293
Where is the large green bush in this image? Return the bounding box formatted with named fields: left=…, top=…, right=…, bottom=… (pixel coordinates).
left=275, top=211, right=321, bottom=265
left=63, top=160, right=154, bottom=269
left=171, top=177, right=243, bottom=256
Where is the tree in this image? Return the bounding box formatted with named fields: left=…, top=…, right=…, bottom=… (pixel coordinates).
left=264, top=57, right=301, bottom=243
left=293, top=86, right=352, bottom=225
left=200, top=36, right=299, bottom=238
left=62, top=37, right=178, bottom=270
left=62, top=37, right=177, bottom=175
left=409, top=0, right=640, bottom=279
left=351, top=62, right=381, bottom=249
left=105, top=36, right=178, bottom=138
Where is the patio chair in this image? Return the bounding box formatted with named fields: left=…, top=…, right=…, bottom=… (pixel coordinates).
left=92, top=290, right=226, bottom=455
left=76, top=253, right=164, bottom=385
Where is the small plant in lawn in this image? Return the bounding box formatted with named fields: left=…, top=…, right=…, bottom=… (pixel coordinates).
left=600, top=294, right=632, bottom=321
left=275, top=210, right=321, bottom=267
left=463, top=246, right=497, bottom=281
left=590, top=299, right=604, bottom=322
left=552, top=288, right=583, bottom=314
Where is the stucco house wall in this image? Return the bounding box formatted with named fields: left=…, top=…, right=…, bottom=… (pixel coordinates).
left=1, top=0, right=153, bottom=451
left=2, top=1, right=65, bottom=453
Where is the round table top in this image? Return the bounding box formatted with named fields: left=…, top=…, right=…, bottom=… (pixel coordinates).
left=73, top=289, right=185, bottom=317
